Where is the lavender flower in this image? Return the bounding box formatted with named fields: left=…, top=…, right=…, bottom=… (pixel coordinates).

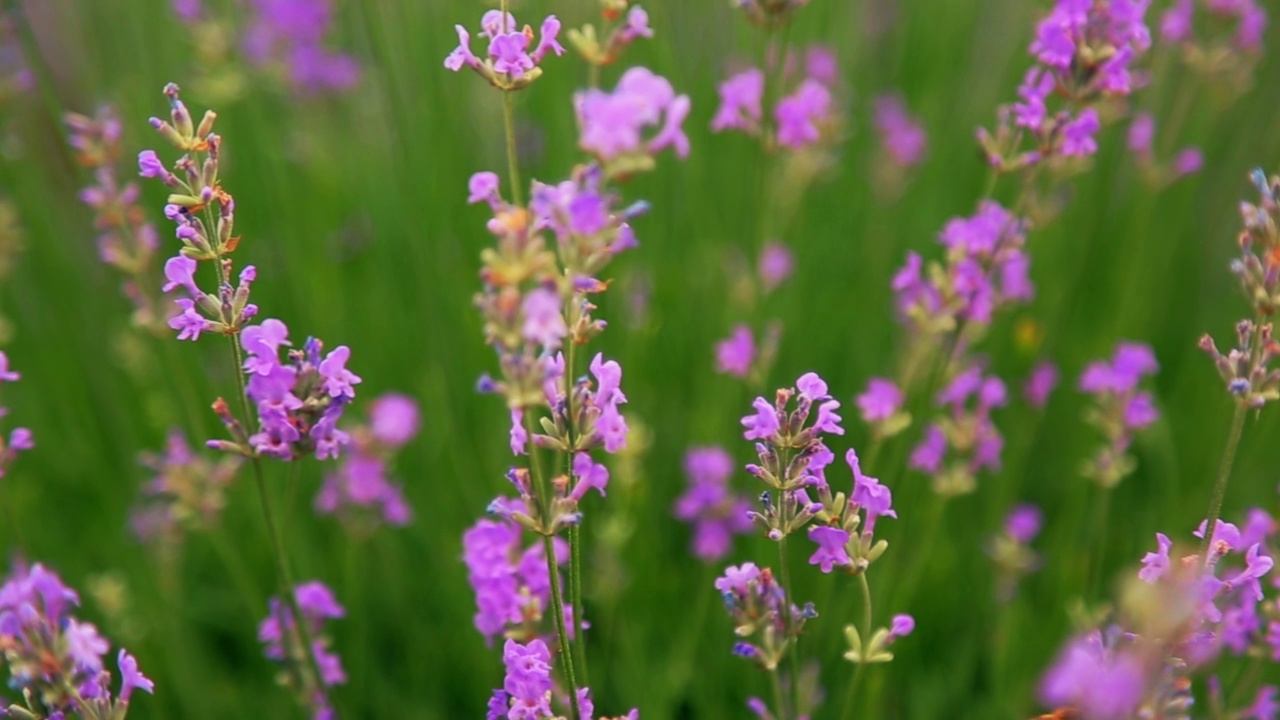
left=66, top=107, right=165, bottom=331
left=741, top=372, right=844, bottom=540
left=856, top=377, right=910, bottom=439
left=0, top=563, right=154, bottom=718
left=1040, top=629, right=1147, bottom=720
left=674, top=446, right=753, bottom=561
left=711, top=46, right=839, bottom=152
left=1127, top=112, right=1205, bottom=187
left=806, top=449, right=898, bottom=575
left=716, top=563, right=814, bottom=671
left=1079, top=340, right=1160, bottom=488
left=988, top=503, right=1043, bottom=602
left=716, top=324, right=756, bottom=378
left=206, top=319, right=361, bottom=461
left=0, top=351, right=32, bottom=478
left=463, top=508, right=570, bottom=642
left=1160, top=0, right=1267, bottom=52
left=566, top=4, right=654, bottom=69
left=259, top=580, right=346, bottom=719
left=758, top=241, right=794, bottom=293
left=1024, top=360, right=1060, bottom=408
left=1201, top=170, right=1280, bottom=407
left=445, top=10, right=564, bottom=90
left=872, top=94, right=927, bottom=167
left=909, top=366, right=1007, bottom=496
left=314, top=393, right=419, bottom=531
left=575, top=67, right=690, bottom=174
left=979, top=0, right=1152, bottom=173
left=131, top=430, right=241, bottom=547
left=243, top=0, right=360, bottom=92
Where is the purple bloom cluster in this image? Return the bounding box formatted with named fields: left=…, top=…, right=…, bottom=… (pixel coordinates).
left=855, top=377, right=909, bottom=439
left=674, top=446, right=753, bottom=561
left=66, top=107, right=165, bottom=331
left=805, top=450, right=898, bottom=575
left=740, top=372, right=844, bottom=540
left=716, top=563, right=816, bottom=670
left=1201, top=170, right=1280, bottom=407
left=130, top=429, right=241, bottom=546
left=208, top=318, right=362, bottom=461
left=462, top=508, right=569, bottom=642
left=259, top=581, right=346, bottom=720
left=1043, top=510, right=1279, bottom=718
left=315, top=393, right=419, bottom=530
left=892, top=201, right=1032, bottom=336
left=909, top=366, right=1008, bottom=496
left=1078, top=341, right=1160, bottom=487
left=240, top=0, right=360, bottom=92
left=715, top=324, right=756, bottom=379
left=446, top=10, right=564, bottom=90
left=712, top=46, right=838, bottom=151
left=0, top=563, right=153, bottom=718
left=988, top=504, right=1043, bottom=602
left=1128, top=112, right=1203, bottom=187
left=980, top=0, right=1153, bottom=172
left=575, top=67, right=690, bottom=172
left=1160, top=0, right=1267, bottom=52
left=565, top=4, right=653, bottom=69
left=487, top=639, right=640, bottom=720
left=872, top=94, right=927, bottom=167
left=0, top=351, right=33, bottom=478
left=1023, top=360, right=1060, bottom=408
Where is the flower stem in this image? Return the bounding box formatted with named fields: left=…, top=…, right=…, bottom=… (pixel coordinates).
left=502, top=91, right=524, bottom=207
left=839, top=573, right=874, bottom=720
left=564, top=342, right=590, bottom=687
left=777, top=535, right=800, bottom=719
left=543, top=533, right=582, bottom=720
left=225, top=337, right=330, bottom=711
left=523, top=410, right=581, bottom=720
left=1199, top=402, right=1248, bottom=563
left=769, top=666, right=787, bottom=720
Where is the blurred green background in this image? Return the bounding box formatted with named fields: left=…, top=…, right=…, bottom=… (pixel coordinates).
left=1, top=0, right=1279, bottom=717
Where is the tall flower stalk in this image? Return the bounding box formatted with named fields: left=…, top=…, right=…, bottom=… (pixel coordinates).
left=137, top=82, right=357, bottom=716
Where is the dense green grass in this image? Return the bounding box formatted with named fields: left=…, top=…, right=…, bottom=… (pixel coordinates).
left=2, top=0, right=1280, bottom=717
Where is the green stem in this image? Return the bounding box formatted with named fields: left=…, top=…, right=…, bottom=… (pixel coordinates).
left=769, top=666, right=787, bottom=720
left=502, top=91, right=524, bottom=207
left=564, top=341, right=589, bottom=687
left=543, top=534, right=582, bottom=720
left=777, top=536, right=800, bottom=720
left=225, top=336, right=330, bottom=710
left=523, top=410, right=580, bottom=720
left=1086, top=487, right=1113, bottom=599
left=1199, top=403, right=1248, bottom=563
left=839, top=574, right=873, bottom=720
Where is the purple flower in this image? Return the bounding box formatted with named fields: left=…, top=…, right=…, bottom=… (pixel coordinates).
left=714, top=562, right=761, bottom=595
left=1024, top=361, right=1059, bottom=408
left=318, top=345, right=362, bottom=400
left=501, top=638, right=554, bottom=715
left=775, top=79, right=831, bottom=150
left=569, top=452, right=610, bottom=500
left=369, top=393, right=420, bottom=448
left=1123, top=392, right=1158, bottom=429
left=0, top=352, right=17, bottom=383
left=618, top=6, right=654, bottom=43
left=1172, top=147, right=1203, bottom=177
left=1061, top=109, right=1100, bottom=157
left=509, top=409, right=527, bottom=456
left=856, top=378, right=902, bottom=423
left=169, top=298, right=212, bottom=341
left=1159, top=0, right=1193, bottom=42
left=716, top=325, right=756, bottom=378
left=468, top=171, right=501, bottom=207
left=315, top=453, right=413, bottom=527
left=521, top=287, right=568, bottom=350
left=873, top=94, right=927, bottom=167
left=1005, top=504, right=1043, bottom=544
left=909, top=425, right=947, bottom=474
left=1127, top=112, right=1154, bottom=155
left=259, top=581, right=347, bottom=704
left=741, top=397, right=780, bottom=441
left=888, top=613, right=916, bottom=640
left=807, top=525, right=852, bottom=572
left=848, top=449, right=896, bottom=531
left=1039, top=631, right=1146, bottom=720
left=1138, top=532, right=1172, bottom=583
left=1241, top=686, right=1280, bottom=720
left=710, top=68, right=764, bottom=133
left=243, top=0, right=361, bottom=92
left=116, top=650, right=155, bottom=703
left=576, top=67, right=690, bottom=163
left=675, top=446, right=753, bottom=561
left=758, top=241, right=794, bottom=292
left=137, top=150, right=166, bottom=178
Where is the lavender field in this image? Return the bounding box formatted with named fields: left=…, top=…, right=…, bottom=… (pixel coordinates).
left=1, top=0, right=1280, bottom=718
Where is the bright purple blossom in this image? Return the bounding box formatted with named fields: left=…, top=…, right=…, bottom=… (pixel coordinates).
left=873, top=94, right=927, bottom=166
left=1006, top=504, right=1043, bottom=544
left=758, top=241, right=794, bottom=292
left=463, top=511, right=570, bottom=642
left=675, top=446, right=753, bottom=561
left=1040, top=631, right=1147, bottom=720
left=1138, top=532, right=1172, bottom=583
left=807, top=525, right=852, bottom=572
left=710, top=68, right=764, bottom=134
left=775, top=79, right=831, bottom=150
left=716, top=324, right=756, bottom=378
left=243, top=0, right=361, bottom=92
left=259, top=580, right=346, bottom=718
left=857, top=378, right=903, bottom=423
left=1061, top=109, right=1100, bottom=157
left=576, top=67, right=690, bottom=163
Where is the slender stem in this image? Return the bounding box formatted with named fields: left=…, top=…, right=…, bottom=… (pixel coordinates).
left=543, top=534, right=582, bottom=720
left=776, top=536, right=800, bottom=720
left=502, top=91, right=524, bottom=207
left=1199, top=403, right=1248, bottom=563
left=225, top=337, right=330, bottom=709
left=523, top=410, right=580, bottom=720
left=564, top=342, right=589, bottom=687
left=769, top=666, right=787, bottom=720
left=587, top=63, right=601, bottom=89
left=839, top=574, right=874, bottom=720
left=1086, top=487, right=1113, bottom=599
